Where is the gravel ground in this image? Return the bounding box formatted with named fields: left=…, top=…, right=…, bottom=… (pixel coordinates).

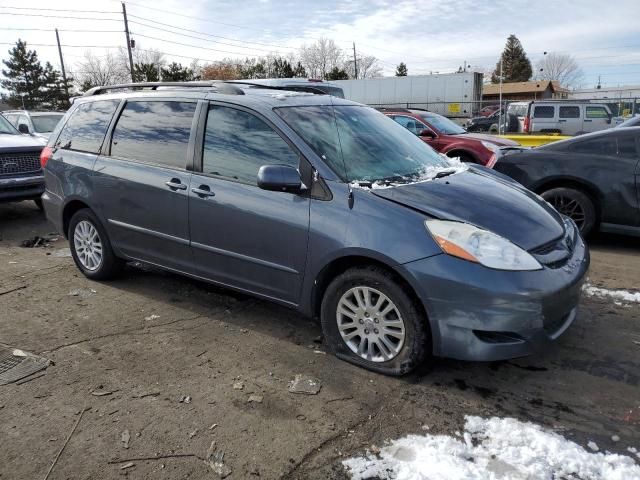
left=0, top=200, right=638, bottom=479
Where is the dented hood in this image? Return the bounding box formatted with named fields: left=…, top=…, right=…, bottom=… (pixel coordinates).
left=370, top=167, right=564, bottom=250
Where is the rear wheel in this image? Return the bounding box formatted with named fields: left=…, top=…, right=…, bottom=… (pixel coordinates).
left=541, top=187, right=596, bottom=235
left=320, top=266, right=428, bottom=376
left=68, top=208, right=124, bottom=280
left=33, top=198, right=44, bottom=211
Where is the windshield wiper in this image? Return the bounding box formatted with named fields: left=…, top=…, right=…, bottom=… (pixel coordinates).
left=433, top=168, right=457, bottom=179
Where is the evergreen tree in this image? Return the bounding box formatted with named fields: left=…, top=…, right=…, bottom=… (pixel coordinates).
left=134, top=62, right=160, bottom=82
left=41, top=62, right=70, bottom=110
left=292, top=61, right=306, bottom=78
left=395, top=62, right=408, bottom=76
left=1, top=40, right=45, bottom=108
left=161, top=62, right=195, bottom=81
left=491, top=35, right=532, bottom=83
left=325, top=67, right=349, bottom=80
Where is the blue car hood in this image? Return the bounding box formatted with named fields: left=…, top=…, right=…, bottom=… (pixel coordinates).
left=370, top=167, right=564, bottom=251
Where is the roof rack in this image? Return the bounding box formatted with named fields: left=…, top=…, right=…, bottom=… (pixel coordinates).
left=229, top=81, right=327, bottom=95
left=83, top=81, right=245, bottom=96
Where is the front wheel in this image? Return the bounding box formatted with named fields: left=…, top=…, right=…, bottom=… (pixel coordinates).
left=68, top=209, right=124, bottom=280
left=541, top=187, right=596, bottom=235
left=320, top=266, right=429, bottom=376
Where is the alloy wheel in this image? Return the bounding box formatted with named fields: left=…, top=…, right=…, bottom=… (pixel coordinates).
left=336, top=286, right=406, bottom=362
left=73, top=220, right=103, bottom=271
left=548, top=194, right=586, bottom=229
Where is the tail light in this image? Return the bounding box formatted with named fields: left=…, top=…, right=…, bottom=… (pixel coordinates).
left=523, top=116, right=530, bottom=133
left=487, top=153, right=497, bottom=168
left=40, top=146, right=53, bottom=168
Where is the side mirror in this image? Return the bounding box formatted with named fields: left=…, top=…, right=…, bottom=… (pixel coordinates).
left=18, top=123, right=30, bottom=134
left=257, top=164, right=303, bottom=193
left=419, top=128, right=436, bottom=138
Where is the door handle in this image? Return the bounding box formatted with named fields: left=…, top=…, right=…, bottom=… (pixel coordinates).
left=584, top=119, right=592, bottom=122
left=191, top=186, right=215, bottom=198
left=165, top=179, right=187, bottom=190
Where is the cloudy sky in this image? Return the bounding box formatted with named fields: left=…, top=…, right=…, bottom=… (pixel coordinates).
left=1, top=0, right=639, bottom=89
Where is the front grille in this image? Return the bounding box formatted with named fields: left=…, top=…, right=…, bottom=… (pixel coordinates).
left=0, top=152, right=42, bottom=176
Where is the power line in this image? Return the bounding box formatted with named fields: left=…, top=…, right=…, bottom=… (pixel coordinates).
left=127, top=15, right=296, bottom=50
left=0, top=12, right=121, bottom=21
left=0, top=28, right=123, bottom=33
left=0, top=6, right=119, bottom=14
left=0, top=42, right=123, bottom=48
left=129, top=32, right=285, bottom=56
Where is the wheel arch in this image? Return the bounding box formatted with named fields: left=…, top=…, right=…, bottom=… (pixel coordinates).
left=310, top=254, right=431, bottom=340
left=445, top=148, right=478, bottom=163
left=532, top=177, right=603, bottom=223
left=62, top=198, right=92, bottom=238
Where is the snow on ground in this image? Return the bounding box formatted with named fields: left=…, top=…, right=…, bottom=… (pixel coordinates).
left=582, top=284, right=640, bottom=305
left=343, top=416, right=640, bottom=480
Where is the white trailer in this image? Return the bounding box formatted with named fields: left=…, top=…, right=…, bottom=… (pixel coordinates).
left=332, top=72, right=483, bottom=119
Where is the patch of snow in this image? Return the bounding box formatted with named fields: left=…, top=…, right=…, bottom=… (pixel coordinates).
left=583, top=284, right=640, bottom=304
left=350, top=158, right=468, bottom=191
left=343, top=416, right=640, bottom=480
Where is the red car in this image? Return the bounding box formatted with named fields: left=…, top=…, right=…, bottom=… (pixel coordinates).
left=478, top=104, right=500, bottom=117
left=382, top=108, right=518, bottom=168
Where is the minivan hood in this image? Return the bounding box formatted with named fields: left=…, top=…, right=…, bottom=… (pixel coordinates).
left=0, top=133, right=45, bottom=149
left=370, top=168, right=564, bottom=250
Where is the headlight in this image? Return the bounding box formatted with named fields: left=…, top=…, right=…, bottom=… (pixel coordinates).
left=425, top=220, right=542, bottom=271
left=481, top=141, right=499, bottom=153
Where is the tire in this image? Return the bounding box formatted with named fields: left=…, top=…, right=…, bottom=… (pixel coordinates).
left=33, top=198, right=44, bottom=211
left=489, top=123, right=499, bottom=134
left=541, top=187, right=596, bottom=236
left=68, top=208, right=124, bottom=280
left=320, top=266, right=429, bottom=376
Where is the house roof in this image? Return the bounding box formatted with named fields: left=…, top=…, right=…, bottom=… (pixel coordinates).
left=483, top=80, right=568, bottom=96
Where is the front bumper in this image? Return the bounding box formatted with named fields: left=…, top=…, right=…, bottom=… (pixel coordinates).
left=0, top=174, right=45, bottom=202
left=401, top=234, right=589, bottom=361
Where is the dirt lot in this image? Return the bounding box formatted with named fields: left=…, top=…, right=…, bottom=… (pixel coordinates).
left=1, top=200, right=639, bottom=479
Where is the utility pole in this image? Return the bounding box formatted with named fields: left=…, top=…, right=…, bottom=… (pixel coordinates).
left=122, top=2, right=135, bottom=82
left=498, top=58, right=503, bottom=135
left=55, top=28, right=69, bottom=100
left=352, top=42, right=358, bottom=79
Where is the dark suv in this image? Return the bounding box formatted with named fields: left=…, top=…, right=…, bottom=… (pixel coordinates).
left=0, top=113, right=45, bottom=208
left=42, top=82, right=589, bottom=376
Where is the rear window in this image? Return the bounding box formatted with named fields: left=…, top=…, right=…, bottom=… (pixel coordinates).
left=559, top=106, right=580, bottom=119
left=569, top=137, right=617, bottom=155
left=533, top=106, right=555, bottom=118
left=507, top=104, right=527, bottom=117
left=110, top=101, right=196, bottom=168
left=56, top=100, right=120, bottom=153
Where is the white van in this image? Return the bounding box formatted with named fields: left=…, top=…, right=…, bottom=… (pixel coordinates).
left=505, top=101, right=612, bottom=135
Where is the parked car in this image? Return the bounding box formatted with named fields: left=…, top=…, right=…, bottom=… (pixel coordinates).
left=2, top=110, right=65, bottom=140
left=381, top=108, right=518, bottom=166
left=505, top=101, right=612, bottom=135
left=615, top=115, right=640, bottom=128
left=477, top=105, right=500, bottom=117
left=42, top=81, right=589, bottom=376
left=0, top=114, right=45, bottom=208
left=496, top=128, right=640, bottom=236
left=466, top=109, right=505, bottom=133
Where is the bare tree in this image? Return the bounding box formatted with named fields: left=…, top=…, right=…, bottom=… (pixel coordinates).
left=299, top=38, right=344, bottom=79
left=73, top=51, right=129, bottom=90
left=344, top=55, right=383, bottom=79
left=536, top=52, right=583, bottom=88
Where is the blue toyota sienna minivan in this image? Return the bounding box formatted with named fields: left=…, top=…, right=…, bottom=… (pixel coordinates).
left=41, top=81, right=589, bottom=376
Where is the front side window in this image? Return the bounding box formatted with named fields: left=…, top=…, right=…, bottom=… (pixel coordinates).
left=31, top=114, right=64, bottom=133
left=559, top=106, right=580, bottom=119
left=56, top=100, right=120, bottom=153
left=203, top=106, right=299, bottom=185
left=276, top=105, right=448, bottom=183
left=111, top=101, right=196, bottom=168
left=586, top=106, right=609, bottom=119
left=533, top=106, right=555, bottom=118
left=3, top=114, right=18, bottom=127
left=392, top=116, right=427, bottom=135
